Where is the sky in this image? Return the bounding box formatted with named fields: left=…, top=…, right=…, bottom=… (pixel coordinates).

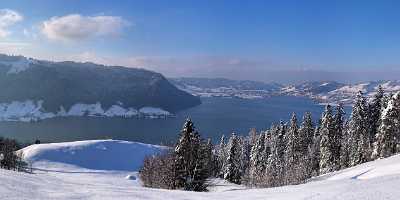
left=1, top=0, right=400, bottom=83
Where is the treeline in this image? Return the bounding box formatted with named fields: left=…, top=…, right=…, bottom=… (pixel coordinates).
left=0, top=137, right=26, bottom=171
left=140, top=85, right=400, bottom=191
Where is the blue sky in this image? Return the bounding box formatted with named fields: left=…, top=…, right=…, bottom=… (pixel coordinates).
left=1, top=0, right=400, bottom=82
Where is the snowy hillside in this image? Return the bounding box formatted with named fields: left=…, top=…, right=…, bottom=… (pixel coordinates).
left=0, top=100, right=172, bottom=122
left=172, top=77, right=400, bottom=105
left=0, top=54, right=200, bottom=122
left=20, top=140, right=167, bottom=171
left=1, top=139, right=399, bottom=199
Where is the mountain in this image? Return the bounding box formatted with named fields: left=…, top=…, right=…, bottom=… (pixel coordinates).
left=169, top=77, right=282, bottom=99
left=0, top=54, right=200, bottom=121
left=1, top=139, right=398, bottom=199
left=170, top=77, right=400, bottom=105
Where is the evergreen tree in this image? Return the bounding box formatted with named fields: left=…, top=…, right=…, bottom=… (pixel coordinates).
left=319, top=105, right=338, bottom=174
left=333, top=104, right=345, bottom=168
left=217, top=135, right=227, bottom=177
left=224, top=133, right=242, bottom=184
left=173, top=119, right=209, bottom=191
left=372, top=92, right=400, bottom=159
left=368, top=85, right=385, bottom=144
left=265, top=121, right=286, bottom=187
left=339, top=121, right=351, bottom=169
left=248, top=132, right=266, bottom=186
left=284, top=113, right=302, bottom=184
left=310, top=122, right=321, bottom=176
left=300, top=112, right=314, bottom=150
left=174, top=119, right=194, bottom=188
left=239, top=137, right=251, bottom=182
left=299, top=112, right=314, bottom=180
left=348, top=91, right=371, bottom=166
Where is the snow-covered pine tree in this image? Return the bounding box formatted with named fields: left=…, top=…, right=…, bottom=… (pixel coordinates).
left=224, top=133, right=242, bottom=184
left=284, top=113, right=303, bottom=185
left=333, top=104, right=345, bottom=169
left=368, top=85, right=384, bottom=145
left=173, top=119, right=209, bottom=191
left=217, top=135, right=226, bottom=178
left=299, top=112, right=314, bottom=180
left=300, top=112, right=314, bottom=150
left=248, top=132, right=266, bottom=186
left=319, top=105, right=338, bottom=174
left=372, top=91, right=400, bottom=159
left=310, top=119, right=322, bottom=176
left=348, top=91, right=371, bottom=166
left=239, top=136, right=251, bottom=183
left=248, top=128, right=258, bottom=148
left=174, top=119, right=194, bottom=188
left=265, top=121, right=286, bottom=187
left=339, top=121, right=351, bottom=169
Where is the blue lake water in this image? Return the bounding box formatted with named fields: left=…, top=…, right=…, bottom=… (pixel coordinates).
left=0, top=96, right=350, bottom=145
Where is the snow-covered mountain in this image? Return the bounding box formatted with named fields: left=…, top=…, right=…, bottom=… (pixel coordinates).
left=170, top=77, right=282, bottom=99
left=0, top=54, right=200, bottom=122
left=171, top=77, right=400, bottom=105
left=282, top=80, right=400, bottom=105
left=0, top=139, right=399, bottom=199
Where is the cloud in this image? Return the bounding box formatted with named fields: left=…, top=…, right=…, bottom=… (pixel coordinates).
left=41, top=14, right=129, bottom=42
left=0, top=9, right=23, bottom=38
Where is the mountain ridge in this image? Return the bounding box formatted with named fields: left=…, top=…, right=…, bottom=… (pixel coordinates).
left=170, top=77, right=400, bottom=105
left=0, top=54, right=201, bottom=121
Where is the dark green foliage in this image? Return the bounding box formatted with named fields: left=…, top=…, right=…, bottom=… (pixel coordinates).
left=140, top=119, right=210, bottom=191
left=0, top=137, right=25, bottom=171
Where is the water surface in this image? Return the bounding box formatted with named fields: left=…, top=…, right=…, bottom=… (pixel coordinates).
left=0, top=96, right=349, bottom=144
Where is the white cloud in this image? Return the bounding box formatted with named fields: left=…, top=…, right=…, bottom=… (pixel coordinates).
left=41, top=14, right=129, bottom=42
left=0, top=9, right=23, bottom=38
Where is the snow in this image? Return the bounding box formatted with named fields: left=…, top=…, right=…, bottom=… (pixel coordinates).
left=0, top=100, right=171, bottom=122
left=20, top=140, right=167, bottom=171
left=139, top=107, right=171, bottom=116
left=1, top=139, right=399, bottom=199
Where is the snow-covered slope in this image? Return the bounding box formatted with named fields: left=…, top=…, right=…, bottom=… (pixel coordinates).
left=20, top=140, right=167, bottom=171
left=0, top=100, right=172, bottom=122
left=173, top=78, right=400, bottom=105
left=0, top=139, right=398, bottom=199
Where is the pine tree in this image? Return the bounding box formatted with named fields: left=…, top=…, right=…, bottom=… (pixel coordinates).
left=300, top=112, right=314, bottom=150
left=333, top=104, right=345, bottom=168
left=173, top=119, right=209, bottom=191
left=339, top=121, right=351, bottom=169
left=319, top=105, right=337, bottom=174
left=217, top=135, right=226, bottom=178
left=284, top=113, right=302, bottom=184
left=310, top=122, right=321, bottom=176
left=174, top=119, right=194, bottom=188
left=265, top=121, right=286, bottom=187
left=239, top=137, right=251, bottom=182
left=368, top=85, right=384, bottom=145
left=248, top=132, right=266, bottom=186
left=299, top=112, right=314, bottom=180
left=348, top=91, right=371, bottom=166
left=224, top=133, right=242, bottom=184
left=372, top=91, right=400, bottom=159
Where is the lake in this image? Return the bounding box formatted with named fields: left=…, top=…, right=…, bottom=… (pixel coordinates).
left=0, top=96, right=350, bottom=145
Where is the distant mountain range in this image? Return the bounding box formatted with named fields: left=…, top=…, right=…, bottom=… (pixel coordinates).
left=170, top=77, right=400, bottom=105
left=0, top=54, right=200, bottom=121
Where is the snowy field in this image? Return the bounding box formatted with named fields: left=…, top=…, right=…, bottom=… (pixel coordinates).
left=1, top=139, right=399, bottom=200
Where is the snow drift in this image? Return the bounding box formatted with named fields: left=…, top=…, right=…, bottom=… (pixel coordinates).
left=20, top=140, right=167, bottom=171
